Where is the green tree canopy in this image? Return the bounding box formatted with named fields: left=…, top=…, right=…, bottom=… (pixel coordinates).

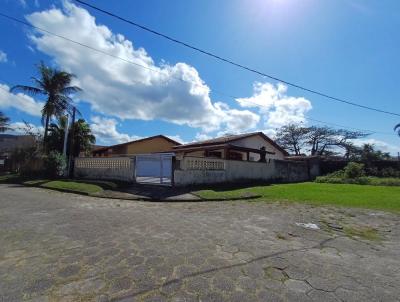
left=47, top=117, right=95, bottom=157
left=11, top=62, right=82, bottom=148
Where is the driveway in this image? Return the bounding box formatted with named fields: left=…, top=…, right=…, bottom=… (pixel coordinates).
left=0, top=184, right=399, bottom=301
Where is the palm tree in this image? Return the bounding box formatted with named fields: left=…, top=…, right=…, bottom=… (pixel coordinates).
left=11, top=62, right=81, bottom=147
left=71, top=119, right=96, bottom=157
left=0, top=111, right=10, bottom=132
left=47, top=117, right=95, bottom=157
left=395, top=124, right=400, bottom=137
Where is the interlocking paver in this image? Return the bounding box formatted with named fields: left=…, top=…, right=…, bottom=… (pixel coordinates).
left=0, top=184, right=399, bottom=301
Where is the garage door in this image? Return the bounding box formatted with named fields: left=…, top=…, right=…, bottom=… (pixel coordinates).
left=135, top=153, right=173, bottom=185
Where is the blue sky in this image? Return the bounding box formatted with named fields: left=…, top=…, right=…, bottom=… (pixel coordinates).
left=0, top=0, right=399, bottom=153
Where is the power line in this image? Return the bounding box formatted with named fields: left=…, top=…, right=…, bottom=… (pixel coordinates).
left=0, top=14, right=396, bottom=137
left=237, top=99, right=396, bottom=136
left=74, top=0, right=400, bottom=118
left=0, top=12, right=237, bottom=102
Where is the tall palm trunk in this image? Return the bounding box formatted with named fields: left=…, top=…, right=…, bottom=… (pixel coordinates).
left=43, top=113, right=50, bottom=150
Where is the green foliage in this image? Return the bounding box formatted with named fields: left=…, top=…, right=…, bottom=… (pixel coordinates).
left=11, top=61, right=82, bottom=148
left=316, top=161, right=400, bottom=186
left=43, top=151, right=67, bottom=178
left=275, top=124, right=368, bottom=156
left=343, top=162, right=365, bottom=179
left=47, top=117, right=95, bottom=156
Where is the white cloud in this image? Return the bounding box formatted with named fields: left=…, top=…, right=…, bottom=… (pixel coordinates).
left=166, top=135, right=187, bottom=144
left=90, top=116, right=141, bottom=145
left=8, top=122, right=44, bottom=135
left=0, top=50, right=7, bottom=63
left=237, top=82, right=312, bottom=128
left=26, top=2, right=259, bottom=134
left=353, top=138, right=399, bottom=155
left=0, top=84, right=44, bottom=117
left=195, top=133, right=213, bottom=142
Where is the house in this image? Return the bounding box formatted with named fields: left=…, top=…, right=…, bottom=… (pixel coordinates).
left=173, top=132, right=288, bottom=162
left=0, top=134, right=36, bottom=172
left=0, top=134, right=36, bottom=158
left=75, top=132, right=314, bottom=185
left=91, top=135, right=181, bottom=157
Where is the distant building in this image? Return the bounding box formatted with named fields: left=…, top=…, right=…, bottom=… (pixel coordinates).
left=0, top=134, right=35, bottom=158
left=0, top=134, right=36, bottom=172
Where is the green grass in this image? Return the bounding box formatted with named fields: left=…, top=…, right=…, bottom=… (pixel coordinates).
left=40, top=180, right=103, bottom=194
left=195, top=182, right=400, bottom=212
left=0, top=174, right=116, bottom=195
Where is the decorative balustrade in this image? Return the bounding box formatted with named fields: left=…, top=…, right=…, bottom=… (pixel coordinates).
left=182, top=157, right=225, bottom=170
left=75, top=157, right=132, bottom=169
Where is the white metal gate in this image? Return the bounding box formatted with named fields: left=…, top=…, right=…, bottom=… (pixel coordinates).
left=135, top=153, right=173, bottom=185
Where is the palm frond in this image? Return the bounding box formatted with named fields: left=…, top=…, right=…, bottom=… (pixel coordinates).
left=30, top=76, right=46, bottom=91
left=60, top=86, right=83, bottom=95
left=10, top=85, right=44, bottom=95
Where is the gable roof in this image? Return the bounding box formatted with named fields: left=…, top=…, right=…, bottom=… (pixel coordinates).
left=173, top=132, right=289, bottom=156
left=92, top=135, right=181, bottom=153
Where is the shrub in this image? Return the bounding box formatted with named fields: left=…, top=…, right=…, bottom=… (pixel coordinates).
left=343, top=162, right=365, bottom=179
left=380, top=167, right=399, bottom=178
left=43, top=151, right=67, bottom=178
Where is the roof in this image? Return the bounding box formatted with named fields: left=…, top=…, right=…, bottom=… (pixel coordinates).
left=171, top=143, right=276, bottom=154
left=92, top=135, right=181, bottom=153
left=173, top=132, right=289, bottom=156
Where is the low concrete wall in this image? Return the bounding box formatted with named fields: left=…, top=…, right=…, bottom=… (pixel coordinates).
left=74, top=157, right=134, bottom=182
left=174, top=156, right=311, bottom=186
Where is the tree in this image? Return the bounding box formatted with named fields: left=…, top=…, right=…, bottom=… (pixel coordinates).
left=11, top=61, right=82, bottom=148
left=307, top=127, right=368, bottom=156
left=0, top=111, right=10, bottom=132
left=47, top=117, right=95, bottom=157
left=275, top=124, right=309, bottom=155
left=359, top=143, right=391, bottom=163
left=276, top=124, right=368, bottom=156
left=71, top=119, right=96, bottom=157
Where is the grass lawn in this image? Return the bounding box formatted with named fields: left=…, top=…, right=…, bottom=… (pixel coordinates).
left=40, top=180, right=103, bottom=194
left=0, top=174, right=118, bottom=195
left=195, top=182, right=400, bottom=212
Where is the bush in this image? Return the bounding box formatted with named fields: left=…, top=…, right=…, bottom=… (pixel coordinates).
left=380, top=167, right=399, bottom=178
left=343, top=162, right=365, bottom=179
left=43, top=151, right=67, bottom=178
left=315, top=176, right=400, bottom=186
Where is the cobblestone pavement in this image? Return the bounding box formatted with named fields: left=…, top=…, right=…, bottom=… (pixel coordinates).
left=0, top=184, right=399, bottom=302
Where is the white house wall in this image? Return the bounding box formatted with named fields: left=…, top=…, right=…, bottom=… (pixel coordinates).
left=231, top=135, right=285, bottom=160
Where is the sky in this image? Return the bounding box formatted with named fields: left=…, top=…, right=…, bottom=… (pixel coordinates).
left=0, top=0, right=399, bottom=154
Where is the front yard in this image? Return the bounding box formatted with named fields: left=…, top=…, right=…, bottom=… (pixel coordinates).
left=195, top=182, right=400, bottom=212
left=0, top=174, right=119, bottom=195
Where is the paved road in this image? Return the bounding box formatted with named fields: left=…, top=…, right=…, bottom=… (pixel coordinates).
left=0, top=184, right=399, bottom=302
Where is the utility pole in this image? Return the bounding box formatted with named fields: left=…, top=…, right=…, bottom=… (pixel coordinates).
left=62, top=114, right=69, bottom=158
left=68, top=107, right=76, bottom=178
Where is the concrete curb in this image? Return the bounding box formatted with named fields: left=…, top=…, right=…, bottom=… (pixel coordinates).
left=12, top=182, right=262, bottom=202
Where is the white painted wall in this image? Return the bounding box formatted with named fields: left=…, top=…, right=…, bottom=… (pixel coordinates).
left=74, top=157, right=135, bottom=182
left=174, top=156, right=309, bottom=186
left=232, top=135, right=285, bottom=160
